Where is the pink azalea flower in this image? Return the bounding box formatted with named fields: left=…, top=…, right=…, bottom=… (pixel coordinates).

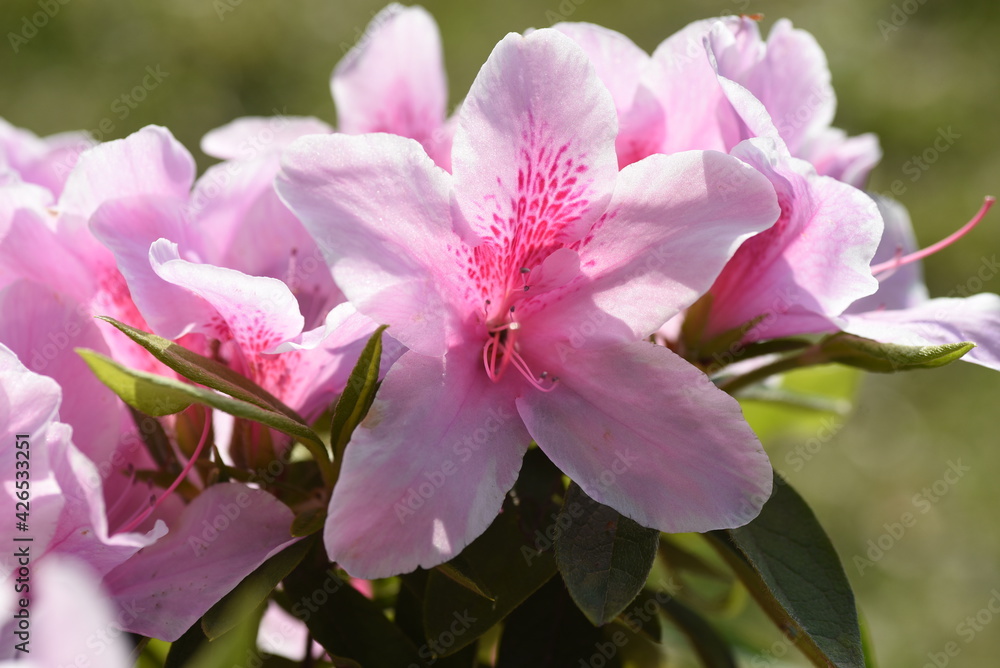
left=277, top=29, right=780, bottom=577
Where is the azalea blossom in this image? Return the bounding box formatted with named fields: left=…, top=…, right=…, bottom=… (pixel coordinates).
left=0, top=116, right=93, bottom=197
left=278, top=28, right=780, bottom=577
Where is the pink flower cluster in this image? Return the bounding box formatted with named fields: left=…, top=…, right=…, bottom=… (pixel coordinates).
left=1, top=4, right=996, bottom=660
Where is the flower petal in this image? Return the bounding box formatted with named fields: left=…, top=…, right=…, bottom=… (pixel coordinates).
left=528, top=149, right=779, bottom=347
left=452, top=28, right=619, bottom=246
left=325, top=346, right=530, bottom=578
left=519, top=341, right=772, bottom=532
left=840, top=293, right=1000, bottom=371
left=332, top=4, right=446, bottom=153
left=104, top=483, right=297, bottom=642
left=200, top=116, right=333, bottom=161
left=277, top=133, right=465, bottom=356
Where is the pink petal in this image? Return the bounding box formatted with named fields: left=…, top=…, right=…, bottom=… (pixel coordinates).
left=800, top=127, right=882, bottom=188
left=57, top=126, right=195, bottom=252
left=200, top=116, right=333, bottom=161
left=705, top=139, right=881, bottom=341
left=91, top=197, right=217, bottom=340
left=13, top=557, right=133, bottom=667
left=0, top=117, right=93, bottom=196
left=735, top=19, right=835, bottom=155
left=0, top=281, right=121, bottom=462
left=332, top=4, right=446, bottom=153
left=646, top=17, right=746, bottom=153
left=104, top=483, right=296, bottom=641
left=846, top=195, right=928, bottom=314
left=0, top=206, right=94, bottom=302
left=452, top=29, right=619, bottom=246
left=151, top=241, right=305, bottom=351
left=520, top=341, right=772, bottom=532
left=277, top=133, right=465, bottom=356
left=528, top=149, right=779, bottom=347
left=841, top=293, right=1000, bottom=371
left=325, top=346, right=530, bottom=578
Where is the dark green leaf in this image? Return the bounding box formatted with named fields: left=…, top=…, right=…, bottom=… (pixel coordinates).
left=330, top=325, right=387, bottom=477
left=617, top=589, right=664, bottom=643
left=167, top=592, right=263, bottom=668
left=97, top=316, right=304, bottom=420
left=423, top=507, right=558, bottom=657
left=496, top=577, right=616, bottom=668
left=77, top=349, right=325, bottom=449
left=659, top=597, right=736, bottom=668
left=708, top=471, right=864, bottom=668
left=202, top=537, right=313, bottom=640
left=435, top=557, right=495, bottom=601
left=282, top=543, right=422, bottom=666
left=554, top=483, right=659, bottom=626
left=397, top=570, right=480, bottom=668
left=819, top=332, right=973, bottom=372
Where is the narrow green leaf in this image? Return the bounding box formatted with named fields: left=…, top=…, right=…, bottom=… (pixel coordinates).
left=659, top=597, right=736, bottom=668
left=708, top=472, right=864, bottom=668
left=78, top=349, right=324, bottom=449
left=97, top=316, right=305, bottom=421
left=281, top=543, right=422, bottom=666
left=554, top=483, right=659, bottom=626
left=435, top=557, right=495, bottom=601
left=423, top=505, right=558, bottom=657
left=820, top=332, right=974, bottom=372
left=202, top=537, right=313, bottom=640
left=330, top=325, right=387, bottom=474
left=166, top=591, right=263, bottom=668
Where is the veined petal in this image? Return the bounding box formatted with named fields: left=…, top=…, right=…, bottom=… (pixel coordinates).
left=325, top=346, right=530, bottom=578
left=332, top=4, right=446, bottom=150
left=519, top=341, right=772, bottom=532
left=799, top=127, right=882, bottom=188
left=277, top=133, right=465, bottom=356
left=104, top=483, right=297, bottom=642
left=529, top=149, right=779, bottom=347
left=841, top=293, right=1000, bottom=371
left=452, top=29, right=619, bottom=246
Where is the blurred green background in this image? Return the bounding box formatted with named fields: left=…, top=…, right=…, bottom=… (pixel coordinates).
left=3, top=0, right=999, bottom=665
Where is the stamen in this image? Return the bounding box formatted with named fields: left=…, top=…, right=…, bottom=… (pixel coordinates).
left=117, top=408, right=212, bottom=534
left=871, top=196, right=995, bottom=277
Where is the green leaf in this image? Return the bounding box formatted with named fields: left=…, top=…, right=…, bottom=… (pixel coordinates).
left=659, top=597, right=736, bottom=668
left=77, top=349, right=325, bottom=450
left=329, top=325, right=387, bottom=476
left=202, top=537, right=313, bottom=640
left=434, top=557, right=495, bottom=601
left=422, top=506, right=558, bottom=657
left=281, top=543, right=422, bottom=666
left=708, top=472, right=864, bottom=668
left=96, top=316, right=304, bottom=420
left=496, top=577, right=614, bottom=667
left=819, top=332, right=974, bottom=373
left=166, top=592, right=263, bottom=668
left=554, top=483, right=659, bottom=626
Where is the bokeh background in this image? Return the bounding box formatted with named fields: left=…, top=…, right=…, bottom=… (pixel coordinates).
left=3, top=0, right=999, bottom=665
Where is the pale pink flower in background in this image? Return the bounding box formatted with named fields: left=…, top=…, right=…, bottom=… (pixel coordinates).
left=278, top=28, right=780, bottom=578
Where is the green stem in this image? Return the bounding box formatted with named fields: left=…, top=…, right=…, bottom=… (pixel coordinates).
left=717, top=346, right=825, bottom=396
